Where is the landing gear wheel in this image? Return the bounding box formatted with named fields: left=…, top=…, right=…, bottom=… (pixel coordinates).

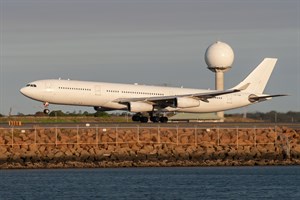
left=44, top=109, right=50, bottom=115
left=140, top=116, right=149, bottom=123
left=159, top=117, right=168, bottom=123
left=132, top=115, right=141, bottom=122
left=150, top=116, right=160, bottom=123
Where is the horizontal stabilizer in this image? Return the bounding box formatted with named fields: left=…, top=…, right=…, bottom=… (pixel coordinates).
left=249, top=94, right=288, bottom=103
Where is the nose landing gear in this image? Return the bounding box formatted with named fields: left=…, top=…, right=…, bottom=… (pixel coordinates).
left=43, top=102, right=50, bottom=114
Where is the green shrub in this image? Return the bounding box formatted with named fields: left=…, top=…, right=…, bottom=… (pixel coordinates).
left=94, top=111, right=109, bottom=117
left=49, top=110, right=66, bottom=117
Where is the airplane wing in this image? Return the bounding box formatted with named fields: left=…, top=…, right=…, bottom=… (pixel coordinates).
left=114, top=88, right=241, bottom=107
left=248, top=94, right=288, bottom=102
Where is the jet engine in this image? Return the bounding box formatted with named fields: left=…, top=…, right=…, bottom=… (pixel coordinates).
left=174, top=97, right=200, bottom=108
left=128, top=102, right=153, bottom=112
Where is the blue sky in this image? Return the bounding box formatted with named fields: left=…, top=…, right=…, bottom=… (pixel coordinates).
left=0, top=0, right=299, bottom=115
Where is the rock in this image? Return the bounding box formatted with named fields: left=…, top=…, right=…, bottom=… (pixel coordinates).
left=28, top=145, right=38, bottom=153
left=0, top=137, right=5, bottom=145
left=80, top=150, right=90, bottom=160
left=38, top=146, right=46, bottom=153
left=19, top=133, right=28, bottom=141
left=180, top=135, right=189, bottom=144
left=127, top=149, right=137, bottom=158
left=142, top=145, right=154, bottom=153
left=138, top=148, right=149, bottom=155
left=157, top=148, right=169, bottom=160
left=135, top=152, right=147, bottom=161
left=88, top=147, right=96, bottom=155
left=54, top=151, right=64, bottom=158
left=100, top=135, right=110, bottom=143
left=130, top=144, right=141, bottom=152
left=220, top=133, right=232, bottom=145
left=243, top=146, right=252, bottom=154
left=186, top=146, right=197, bottom=153
left=0, top=144, right=8, bottom=152
left=64, top=149, right=73, bottom=157
left=4, top=136, right=12, bottom=144
left=0, top=153, right=9, bottom=161
left=108, top=132, right=116, bottom=139
left=107, top=145, right=115, bottom=152
left=293, top=145, right=300, bottom=153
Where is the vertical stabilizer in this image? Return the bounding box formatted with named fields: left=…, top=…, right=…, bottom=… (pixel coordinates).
left=233, top=58, right=277, bottom=94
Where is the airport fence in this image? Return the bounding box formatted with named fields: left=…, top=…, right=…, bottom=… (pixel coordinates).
left=0, top=126, right=292, bottom=152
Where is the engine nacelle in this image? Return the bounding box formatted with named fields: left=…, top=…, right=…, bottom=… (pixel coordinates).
left=248, top=94, right=267, bottom=103
left=175, top=97, right=200, bottom=108
left=248, top=94, right=258, bottom=103
left=128, top=102, right=153, bottom=112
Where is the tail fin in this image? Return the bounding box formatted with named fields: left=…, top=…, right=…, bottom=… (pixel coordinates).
left=232, top=58, right=277, bottom=94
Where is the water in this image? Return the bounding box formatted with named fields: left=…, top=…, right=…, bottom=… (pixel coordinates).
left=0, top=166, right=300, bottom=200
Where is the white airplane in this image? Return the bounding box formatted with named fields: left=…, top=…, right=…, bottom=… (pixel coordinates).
left=20, top=58, right=286, bottom=123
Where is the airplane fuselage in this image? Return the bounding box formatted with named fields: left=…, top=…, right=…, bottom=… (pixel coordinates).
left=21, top=79, right=252, bottom=113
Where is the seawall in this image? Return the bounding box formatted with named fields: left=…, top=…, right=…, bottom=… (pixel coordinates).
left=0, top=126, right=300, bottom=169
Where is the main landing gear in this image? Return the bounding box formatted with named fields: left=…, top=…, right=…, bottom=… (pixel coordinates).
left=132, top=113, right=168, bottom=123
left=132, top=114, right=148, bottom=123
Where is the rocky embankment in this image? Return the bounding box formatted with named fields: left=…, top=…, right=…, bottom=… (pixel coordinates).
left=0, top=126, right=299, bottom=169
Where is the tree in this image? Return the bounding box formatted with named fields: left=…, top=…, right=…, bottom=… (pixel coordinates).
left=49, top=110, right=66, bottom=117
left=34, top=111, right=47, bottom=116
left=83, top=111, right=90, bottom=116
left=94, top=111, right=109, bottom=117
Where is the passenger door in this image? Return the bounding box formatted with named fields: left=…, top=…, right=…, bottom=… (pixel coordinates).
left=95, top=85, right=101, bottom=96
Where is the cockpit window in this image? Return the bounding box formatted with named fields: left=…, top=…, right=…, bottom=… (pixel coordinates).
left=26, top=84, right=37, bottom=87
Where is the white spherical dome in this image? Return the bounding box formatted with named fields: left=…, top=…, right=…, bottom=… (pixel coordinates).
left=205, top=41, right=234, bottom=71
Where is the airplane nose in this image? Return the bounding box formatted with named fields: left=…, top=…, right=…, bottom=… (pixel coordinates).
left=20, top=87, right=27, bottom=95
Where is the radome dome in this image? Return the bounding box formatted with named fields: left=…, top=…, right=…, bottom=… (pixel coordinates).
left=205, top=41, right=234, bottom=71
